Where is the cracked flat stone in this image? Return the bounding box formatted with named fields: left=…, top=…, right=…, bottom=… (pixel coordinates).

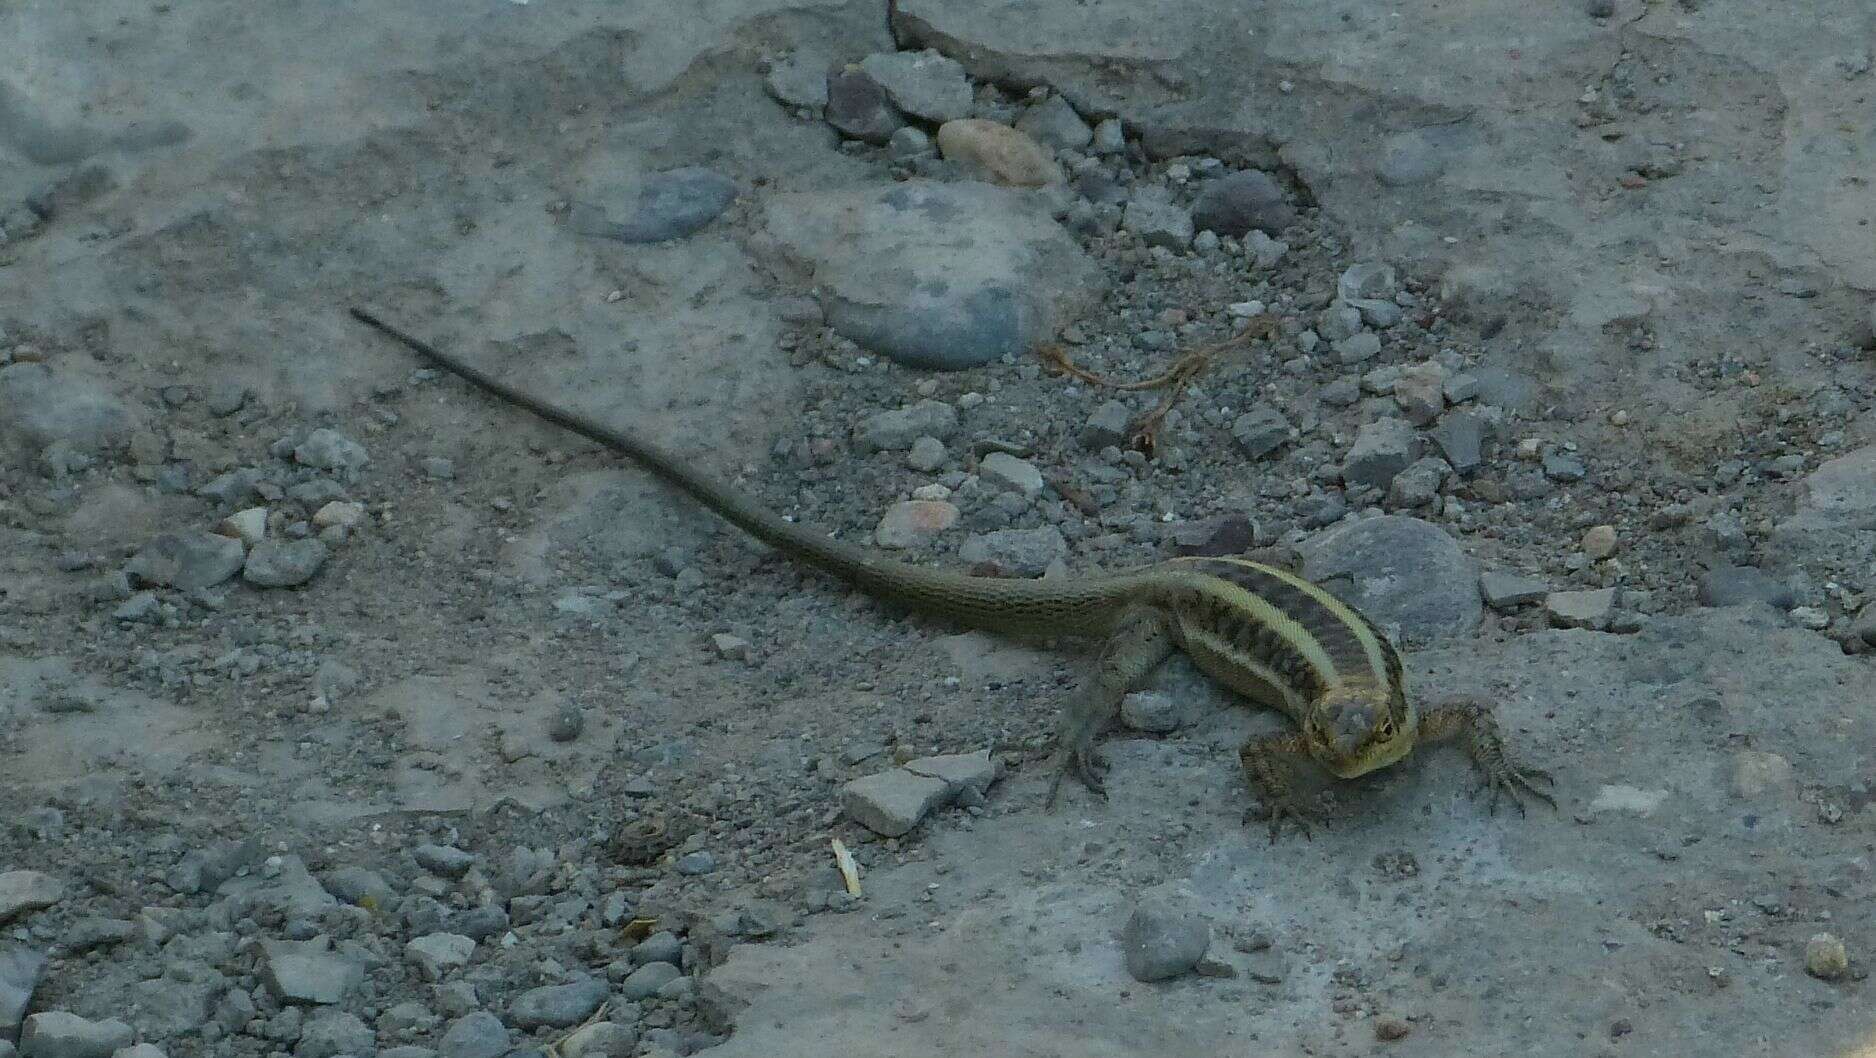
left=841, top=770, right=951, bottom=837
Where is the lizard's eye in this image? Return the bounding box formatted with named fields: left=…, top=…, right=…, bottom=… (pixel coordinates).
left=1375, top=717, right=1394, bottom=739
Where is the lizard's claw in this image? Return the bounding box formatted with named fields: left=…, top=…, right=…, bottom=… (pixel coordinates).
left=1471, top=758, right=1558, bottom=817
left=1247, top=796, right=1316, bottom=844
left=1046, top=744, right=1108, bottom=810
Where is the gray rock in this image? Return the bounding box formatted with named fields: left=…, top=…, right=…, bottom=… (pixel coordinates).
left=619, top=962, right=683, bottom=1002
left=111, top=1046, right=165, bottom=1058
left=125, top=532, right=245, bottom=591
left=1080, top=400, right=1132, bottom=449
left=292, top=429, right=368, bottom=472
left=1853, top=604, right=1876, bottom=647
left=675, top=851, right=716, bottom=875
left=218, top=855, right=336, bottom=919
left=824, top=67, right=902, bottom=144
left=859, top=400, right=958, bottom=452
left=763, top=55, right=828, bottom=113
left=294, top=1009, right=372, bottom=1058
left=1092, top=117, right=1126, bottom=154
left=1392, top=365, right=1446, bottom=425
left=1120, top=690, right=1184, bottom=733
left=111, top=591, right=159, bottom=623
left=420, top=456, right=456, bottom=479
left=1541, top=449, right=1586, bottom=483
left=60, top=918, right=132, bottom=954
left=0, top=946, right=45, bottom=1039
left=979, top=452, right=1043, bottom=498
left=1191, top=170, right=1294, bottom=236
left=1428, top=411, right=1489, bottom=475
left=874, top=500, right=958, bottom=549
left=165, top=838, right=262, bottom=894
left=0, top=1038, right=12, bottom=1058
left=406, top=934, right=475, bottom=983
left=320, top=866, right=390, bottom=910
left=887, top=126, right=933, bottom=161
left=841, top=770, right=951, bottom=837
left=1343, top=418, right=1420, bottom=491
left=509, top=978, right=607, bottom=1030
left=213, top=988, right=256, bottom=1034
left=413, top=844, right=477, bottom=879
left=762, top=181, right=1102, bottom=370
left=1333, top=331, right=1383, bottom=364
left=903, top=749, right=1001, bottom=796
left=242, top=538, right=328, bottom=588
left=1386, top=456, right=1449, bottom=510
left=630, top=931, right=684, bottom=967
left=906, top=435, right=947, bottom=471
left=1318, top=376, right=1361, bottom=407
left=1316, top=304, right=1363, bottom=342
left=1795, top=444, right=1876, bottom=529
left=1121, top=895, right=1211, bottom=982
left=260, top=940, right=361, bottom=1006
left=1231, top=405, right=1292, bottom=458
left=560, top=1021, right=637, bottom=1058
left=859, top=50, right=972, bottom=123
left=958, top=527, right=1068, bottom=576
left=192, top=468, right=264, bottom=506
left=445, top=905, right=509, bottom=942
left=0, top=872, right=62, bottom=925
left=1546, top=588, right=1618, bottom=630
left=17, top=1012, right=133, bottom=1058
left=589, top=168, right=739, bottom=244
left=1695, top=567, right=1796, bottom=609
left=1122, top=186, right=1193, bottom=250
left=1479, top=572, right=1547, bottom=611
left=0, top=362, right=136, bottom=456
left=1015, top=95, right=1092, bottom=150
left=1299, top=516, right=1481, bottom=641
left=439, top=1012, right=509, bottom=1058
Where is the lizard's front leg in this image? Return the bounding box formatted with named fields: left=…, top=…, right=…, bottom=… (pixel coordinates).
left=1045, top=605, right=1175, bottom=809
left=1239, top=731, right=1319, bottom=843
left=1419, top=697, right=1557, bottom=815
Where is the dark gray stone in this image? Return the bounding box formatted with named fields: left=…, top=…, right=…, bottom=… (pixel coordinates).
left=859, top=50, right=972, bottom=123
left=825, top=67, right=902, bottom=144
left=1343, top=418, right=1420, bottom=490
left=446, top=905, right=509, bottom=942
left=1300, top=516, right=1481, bottom=641
left=631, top=932, right=684, bottom=968
left=1122, top=186, right=1193, bottom=249
left=242, top=538, right=328, bottom=588
left=1480, top=571, right=1548, bottom=611
left=1230, top=405, right=1292, bottom=458
left=125, top=532, right=245, bottom=591
left=1015, top=95, right=1092, bottom=150
left=1428, top=411, right=1489, bottom=475
left=1191, top=170, right=1295, bottom=236
left=1695, top=567, right=1796, bottom=610
left=859, top=400, right=958, bottom=452
left=1121, top=895, right=1211, bottom=982
left=619, top=962, right=682, bottom=1001
left=292, top=429, right=368, bottom=472
left=320, top=866, right=393, bottom=908
left=1080, top=400, right=1132, bottom=449
left=761, top=181, right=1102, bottom=370
left=1542, top=450, right=1587, bottom=483
left=413, top=845, right=476, bottom=879
left=509, top=978, right=607, bottom=1030
left=0, top=946, right=45, bottom=1041
left=17, top=1012, right=132, bottom=1058
left=438, top=1012, right=509, bottom=1058
left=596, top=168, right=739, bottom=244
left=0, top=363, right=136, bottom=456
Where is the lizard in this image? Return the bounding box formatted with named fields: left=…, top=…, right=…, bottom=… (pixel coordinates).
left=349, top=306, right=1557, bottom=840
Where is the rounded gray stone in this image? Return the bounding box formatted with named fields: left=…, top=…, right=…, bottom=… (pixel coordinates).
left=760, top=181, right=1102, bottom=370
left=618, top=961, right=682, bottom=1001
left=1191, top=170, right=1295, bottom=236
left=438, top=1012, right=510, bottom=1058
left=1299, top=516, right=1482, bottom=641
left=1121, top=896, right=1211, bottom=982
left=125, top=532, right=245, bottom=591
left=241, top=538, right=328, bottom=588
left=509, top=978, right=607, bottom=1030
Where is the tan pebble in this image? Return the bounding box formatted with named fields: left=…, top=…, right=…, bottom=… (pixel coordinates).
left=935, top=119, right=1065, bottom=187
left=313, top=500, right=365, bottom=529
left=1581, top=524, right=1618, bottom=559
left=875, top=500, right=959, bottom=549
left=1374, top=1017, right=1412, bottom=1041
left=1806, top=932, right=1849, bottom=979
left=1609, top=409, right=1630, bottom=426
left=1516, top=437, right=1542, bottom=460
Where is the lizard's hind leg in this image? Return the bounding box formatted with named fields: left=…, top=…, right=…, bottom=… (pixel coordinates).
left=1046, top=606, right=1175, bottom=809
left=1420, top=697, right=1557, bottom=816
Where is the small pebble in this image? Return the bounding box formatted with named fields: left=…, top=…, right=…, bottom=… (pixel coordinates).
left=1581, top=524, right=1618, bottom=560
left=1806, top=932, right=1849, bottom=979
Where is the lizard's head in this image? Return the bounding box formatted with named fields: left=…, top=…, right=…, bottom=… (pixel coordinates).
left=1303, top=682, right=1415, bottom=779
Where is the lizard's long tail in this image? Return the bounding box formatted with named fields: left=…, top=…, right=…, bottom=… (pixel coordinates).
left=349, top=307, right=1137, bottom=638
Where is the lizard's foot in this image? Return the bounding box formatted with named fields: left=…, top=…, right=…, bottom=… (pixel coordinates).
left=1471, top=755, right=1557, bottom=817
left=1046, top=743, right=1108, bottom=810
left=1244, top=795, right=1316, bottom=844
